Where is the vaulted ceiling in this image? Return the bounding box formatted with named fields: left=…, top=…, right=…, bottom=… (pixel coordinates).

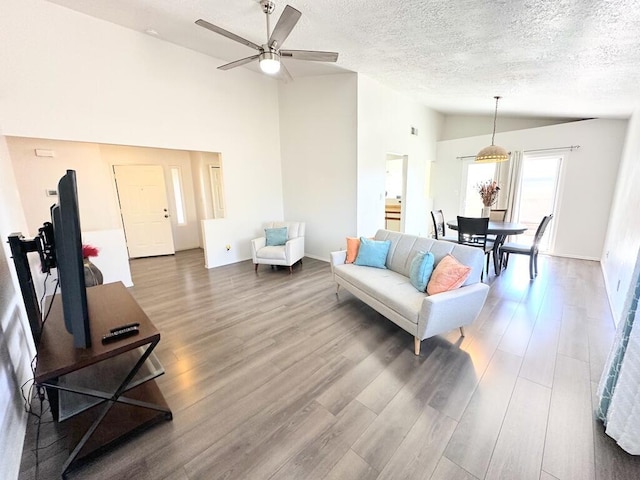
left=46, top=0, right=640, bottom=118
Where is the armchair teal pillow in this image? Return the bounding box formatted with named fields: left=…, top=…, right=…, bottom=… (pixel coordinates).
left=354, top=237, right=391, bottom=269
left=265, top=227, right=288, bottom=246
left=409, top=251, right=435, bottom=292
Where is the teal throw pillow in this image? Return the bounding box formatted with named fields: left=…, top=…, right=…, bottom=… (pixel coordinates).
left=265, top=227, right=288, bottom=246
left=354, top=237, right=391, bottom=269
left=409, top=251, right=435, bottom=292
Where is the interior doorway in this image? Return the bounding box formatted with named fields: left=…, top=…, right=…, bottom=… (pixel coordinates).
left=385, top=154, right=407, bottom=232
left=113, top=165, right=176, bottom=258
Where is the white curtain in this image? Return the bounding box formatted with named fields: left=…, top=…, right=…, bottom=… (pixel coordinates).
left=596, top=248, right=640, bottom=454
left=494, top=150, right=523, bottom=222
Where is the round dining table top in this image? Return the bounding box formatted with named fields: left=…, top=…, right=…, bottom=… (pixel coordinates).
left=446, top=220, right=528, bottom=236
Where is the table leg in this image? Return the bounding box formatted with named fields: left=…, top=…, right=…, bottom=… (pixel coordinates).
left=53, top=338, right=170, bottom=477
left=493, top=235, right=505, bottom=275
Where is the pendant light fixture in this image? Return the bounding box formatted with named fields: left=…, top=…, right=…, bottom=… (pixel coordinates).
left=475, top=96, right=509, bottom=163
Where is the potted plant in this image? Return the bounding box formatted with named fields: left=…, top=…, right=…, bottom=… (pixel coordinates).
left=476, top=180, right=500, bottom=217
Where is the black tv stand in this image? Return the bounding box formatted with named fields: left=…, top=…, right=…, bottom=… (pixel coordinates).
left=35, top=282, right=172, bottom=478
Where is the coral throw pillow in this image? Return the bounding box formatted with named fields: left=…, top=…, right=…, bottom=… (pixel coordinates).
left=345, top=237, right=360, bottom=264
left=426, top=254, right=471, bottom=295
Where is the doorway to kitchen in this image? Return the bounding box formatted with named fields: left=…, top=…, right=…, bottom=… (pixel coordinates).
left=385, top=154, right=407, bottom=232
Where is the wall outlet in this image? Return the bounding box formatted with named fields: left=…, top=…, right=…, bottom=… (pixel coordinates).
left=225, top=244, right=231, bottom=251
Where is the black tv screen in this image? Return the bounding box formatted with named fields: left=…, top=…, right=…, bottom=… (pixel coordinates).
left=51, top=170, right=91, bottom=348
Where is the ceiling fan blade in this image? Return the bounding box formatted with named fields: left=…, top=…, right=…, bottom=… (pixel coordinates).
left=276, top=62, right=293, bottom=83
left=218, top=54, right=260, bottom=71
left=280, top=50, right=339, bottom=62
left=268, top=5, right=301, bottom=49
left=195, top=19, right=262, bottom=51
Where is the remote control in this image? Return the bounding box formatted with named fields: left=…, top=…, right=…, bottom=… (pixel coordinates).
left=102, top=325, right=139, bottom=344
left=110, top=322, right=140, bottom=333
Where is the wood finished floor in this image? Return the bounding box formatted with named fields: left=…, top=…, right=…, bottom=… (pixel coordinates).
left=19, top=250, right=640, bottom=480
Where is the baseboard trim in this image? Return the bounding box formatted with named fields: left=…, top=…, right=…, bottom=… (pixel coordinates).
left=543, top=252, right=601, bottom=262
left=304, top=253, right=329, bottom=263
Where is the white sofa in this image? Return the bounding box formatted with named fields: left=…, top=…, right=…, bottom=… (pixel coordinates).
left=251, top=221, right=305, bottom=273
left=330, top=229, right=490, bottom=355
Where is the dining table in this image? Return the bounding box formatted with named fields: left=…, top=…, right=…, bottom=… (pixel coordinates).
left=446, top=220, right=528, bottom=275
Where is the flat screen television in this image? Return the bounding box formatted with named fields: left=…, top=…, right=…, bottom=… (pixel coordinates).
left=51, top=170, right=91, bottom=348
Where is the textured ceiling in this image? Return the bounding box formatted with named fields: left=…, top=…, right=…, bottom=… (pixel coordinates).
left=45, top=0, right=640, bottom=118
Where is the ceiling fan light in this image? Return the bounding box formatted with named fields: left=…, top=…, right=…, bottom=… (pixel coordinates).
left=259, top=51, right=281, bottom=74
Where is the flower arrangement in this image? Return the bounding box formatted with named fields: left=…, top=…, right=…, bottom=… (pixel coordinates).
left=477, top=180, right=500, bottom=207
left=82, top=244, right=99, bottom=259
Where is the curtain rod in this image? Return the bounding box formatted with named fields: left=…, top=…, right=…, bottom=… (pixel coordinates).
left=457, top=144, right=580, bottom=160
left=524, top=145, right=580, bottom=153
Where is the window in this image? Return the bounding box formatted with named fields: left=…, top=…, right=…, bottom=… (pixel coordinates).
left=170, top=166, right=186, bottom=225
left=461, top=160, right=496, bottom=217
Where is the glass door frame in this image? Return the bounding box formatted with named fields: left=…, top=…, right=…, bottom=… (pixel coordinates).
left=512, top=152, right=565, bottom=252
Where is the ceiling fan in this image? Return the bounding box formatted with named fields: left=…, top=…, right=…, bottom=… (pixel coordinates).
left=195, top=0, right=339, bottom=81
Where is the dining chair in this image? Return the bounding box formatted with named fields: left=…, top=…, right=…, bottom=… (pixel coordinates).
left=499, top=214, right=554, bottom=279
left=456, top=216, right=493, bottom=278
left=430, top=210, right=458, bottom=242
left=487, top=209, right=508, bottom=243
left=489, top=209, right=508, bottom=221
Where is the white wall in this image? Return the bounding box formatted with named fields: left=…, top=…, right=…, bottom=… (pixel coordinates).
left=602, top=111, right=640, bottom=323
left=440, top=114, right=581, bottom=141
left=357, top=75, right=444, bottom=238
left=0, top=0, right=284, bottom=272
left=0, top=134, right=36, bottom=480
left=6, top=138, right=120, bottom=234
left=276, top=73, right=442, bottom=261
left=278, top=74, right=358, bottom=258
left=432, top=119, right=627, bottom=260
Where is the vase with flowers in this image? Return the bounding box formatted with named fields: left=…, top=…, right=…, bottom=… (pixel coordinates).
left=82, top=244, right=103, bottom=287
left=476, top=180, right=500, bottom=217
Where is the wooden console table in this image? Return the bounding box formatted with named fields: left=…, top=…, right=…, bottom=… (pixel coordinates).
left=35, top=282, right=172, bottom=478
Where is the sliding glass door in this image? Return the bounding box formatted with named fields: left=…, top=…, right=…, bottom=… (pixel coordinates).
left=461, top=160, right=496, bottom=217
left=513, top=154, right=562, bottom=250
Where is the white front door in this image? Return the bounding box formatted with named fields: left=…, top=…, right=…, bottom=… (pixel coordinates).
left=113, top=165, right=175, bottom=258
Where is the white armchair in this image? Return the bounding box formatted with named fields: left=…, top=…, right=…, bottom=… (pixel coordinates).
left=251, top=221, right=305, bottom=273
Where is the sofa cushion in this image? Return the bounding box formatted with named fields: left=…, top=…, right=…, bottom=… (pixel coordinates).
left=426, top=254, right=471, bottom=295
left=265, top=227, right=288, bottom=246
left=374, top=229, right=483, bottom=286
left=334, top=264, right=424, bottom=323
left=409, top=251, right=435, bottom=292
left=355, top=238, right=391, bottom=269
left=256, top=245, right=287, bottom=260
